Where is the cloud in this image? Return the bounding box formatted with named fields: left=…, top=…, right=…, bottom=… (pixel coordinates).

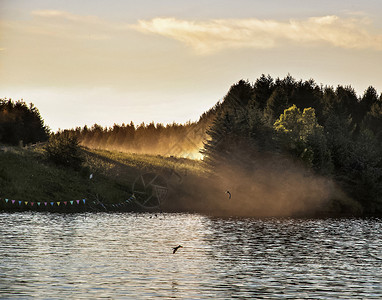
left=31, top=10, right=104, bottom=25
left=132, top=16, right=382, bottom=54
left=25, top=10, right=127, bottom=40
left=12, top=11, right=382, bottom=53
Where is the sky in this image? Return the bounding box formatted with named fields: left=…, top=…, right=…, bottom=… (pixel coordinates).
left=1, top=0, right=382, bottom=132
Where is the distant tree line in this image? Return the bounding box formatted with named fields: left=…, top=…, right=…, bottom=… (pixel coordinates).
left=202, top=75, right=382, bottom=214
left=53, top=74, right=382, bottom=213
left=0, top=99, right=49, bottom=145
left=62, top=105, right=219, bottom=159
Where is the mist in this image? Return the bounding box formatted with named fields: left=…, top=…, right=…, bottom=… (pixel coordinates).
left=165, top=151, right=357, bottom=217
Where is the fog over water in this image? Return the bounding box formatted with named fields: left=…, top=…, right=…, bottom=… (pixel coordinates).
left=0, top=212, right=381, bottom=299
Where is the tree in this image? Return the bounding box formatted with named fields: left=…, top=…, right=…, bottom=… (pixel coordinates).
left=361, top=86, right=378, bottom=115
left=273, top=105, right=325, bottom=167
left=0, top=99, right=49, bottom=145
left=247, top=108, right=275, bottom=151
left=223, top=80, right=254, bottom=109
left=251, top=74, right=274, bottom=110
left=264, top=87, right=289, bottom=122
left=290, top=79, right=322, bottom=116
left=45, top=132, right=84, bottom=170
left=362, top=99, right=382, bottom=142
left=202, top=111, right=235, bottom=168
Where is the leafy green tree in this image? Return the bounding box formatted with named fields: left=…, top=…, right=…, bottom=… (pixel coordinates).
left=273, top=105, right=325, bottom=167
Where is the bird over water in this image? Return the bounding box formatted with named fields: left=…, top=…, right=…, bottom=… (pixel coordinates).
left=172, top=245, right=183, bottom=254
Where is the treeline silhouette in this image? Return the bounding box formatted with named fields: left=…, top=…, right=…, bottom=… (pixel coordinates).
left=62, top=105, right=219, bottom=159
left=202, top=75, right=382, bottom=214
left=0, top=99, right=49, bottom=146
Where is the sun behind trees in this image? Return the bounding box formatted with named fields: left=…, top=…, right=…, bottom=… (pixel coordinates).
left=54, top=74, right=382, bottom=216
left=63, top=104, right=220, bottom=159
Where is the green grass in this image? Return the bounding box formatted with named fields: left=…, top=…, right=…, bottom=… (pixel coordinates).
left=0, top=145, right=362, bottom=216
left=0, top=146, right=204, bottom=205
left=88, top=149, right=204, bottom=174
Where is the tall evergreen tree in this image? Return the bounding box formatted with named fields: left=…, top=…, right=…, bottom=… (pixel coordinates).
left=0, top=99, right=49, bottom=145
left=264, top=87, right=289, bottom=122
left=251, top=74, right=274, bottom=110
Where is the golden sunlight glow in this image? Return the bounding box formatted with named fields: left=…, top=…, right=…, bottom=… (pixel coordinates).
left=133, top=16, right=382, bottom=54
left=1, top=2, right=382, bottom=131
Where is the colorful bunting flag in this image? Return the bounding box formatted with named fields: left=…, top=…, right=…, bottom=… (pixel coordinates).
left=1, top=195, right=129, bottom=211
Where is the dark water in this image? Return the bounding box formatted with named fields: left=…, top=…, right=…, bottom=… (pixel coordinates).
left=0, top=213, right=381, bottom=299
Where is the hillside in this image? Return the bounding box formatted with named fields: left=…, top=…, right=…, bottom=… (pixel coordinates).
left=0, top=145, right=204, bottom=213
left=1, top=74, right=381, bottom=217
left=0, top=144, right=362, bottom=217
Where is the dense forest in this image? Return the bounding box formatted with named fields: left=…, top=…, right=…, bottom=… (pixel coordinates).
left=60, top=103, right=220, bottom=159
left=0, top=99, right=50, bottom=146
left=1, top=74, right=381, bottom=215
left=55, top=74, right=382, bottom=214
left=202, top=75, right=382, bottom=214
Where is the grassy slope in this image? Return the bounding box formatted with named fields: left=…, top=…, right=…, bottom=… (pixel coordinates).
left=0, top=145, right=362, bottom=216
left=0, top=146, right=203, bottom=205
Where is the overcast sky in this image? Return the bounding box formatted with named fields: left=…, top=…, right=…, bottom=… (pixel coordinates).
left=1, top=0, right=382, bottom=131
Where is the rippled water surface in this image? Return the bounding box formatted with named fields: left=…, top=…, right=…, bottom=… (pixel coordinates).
left=0, top=213, right=382, bottom=299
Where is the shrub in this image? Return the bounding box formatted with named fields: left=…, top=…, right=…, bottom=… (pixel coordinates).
left=45, top=133, right=84, bottom=169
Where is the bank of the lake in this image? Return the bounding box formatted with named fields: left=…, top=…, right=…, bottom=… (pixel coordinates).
left=0, top=145, right=369, bottom=217
left=0, top=145, right=202, bottom=213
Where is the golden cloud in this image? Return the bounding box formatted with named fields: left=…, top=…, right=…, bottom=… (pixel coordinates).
left=132, top=16, right=382, bottom=54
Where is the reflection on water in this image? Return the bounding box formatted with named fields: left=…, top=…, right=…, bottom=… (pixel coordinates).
left=0, top=213, right=381, bottom=299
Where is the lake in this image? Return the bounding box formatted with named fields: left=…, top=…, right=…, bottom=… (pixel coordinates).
left=0, top=212, right=381, bottom=299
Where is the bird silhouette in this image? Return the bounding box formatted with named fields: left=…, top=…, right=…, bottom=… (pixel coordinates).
left=172, top=245, right=183, bottom=254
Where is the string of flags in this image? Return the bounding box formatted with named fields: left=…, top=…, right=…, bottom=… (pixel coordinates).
left=1, top=198, right=86, bottom=207
left=0, top=194, right=137, bottom=209
left=1, top=175, right=139, bottom=210
left=109, top=195, right=136, bottom=208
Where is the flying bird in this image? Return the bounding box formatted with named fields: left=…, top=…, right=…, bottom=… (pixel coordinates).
left=172, top=245, right=183, bottom=254
left=226, top=190, right=231, bottom=199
